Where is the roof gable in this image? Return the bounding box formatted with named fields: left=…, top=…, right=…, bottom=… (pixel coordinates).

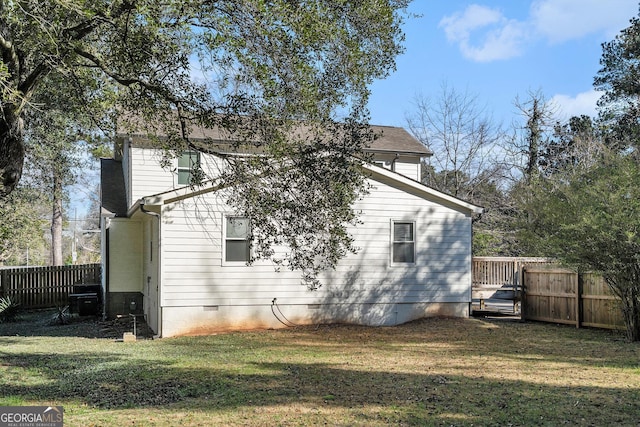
left=367, top=125, right=431, bottom=156
left=363, top=163, right=483, bottom=215
left=133, top=160, right=482, bottom=216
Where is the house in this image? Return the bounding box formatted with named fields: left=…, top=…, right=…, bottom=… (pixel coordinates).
left=100, top=123, right=482, bottom=337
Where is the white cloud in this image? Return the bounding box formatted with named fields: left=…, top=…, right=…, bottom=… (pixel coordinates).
left=439, top=5, right=530, bottom=62
left=441, top=1, right=638, bottom=62
left=459, top=20, right=530, bottom=62
left=550, top=90, right=602, bottom=119
left=439, top=4, right=503, bottom=41
left=531, top=0, right=638, bottom=43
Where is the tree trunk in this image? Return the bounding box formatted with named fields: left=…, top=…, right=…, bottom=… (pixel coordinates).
left=609, top=275, right=640, bottom=342
left=525, top=97, right=541, bottom=181
left=51, top=172, right=63, bottom=266
left=0, top=110, right=25, bottom=198
left=620, top=287, right=640, bottom=342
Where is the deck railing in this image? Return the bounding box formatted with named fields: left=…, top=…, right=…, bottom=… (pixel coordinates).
left=472, top=257, right=554, bottom=309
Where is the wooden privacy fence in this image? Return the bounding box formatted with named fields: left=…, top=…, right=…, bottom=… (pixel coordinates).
left=472, top=257, right=554, bottom=309
left=522, top=268, right=624, bottom=330
left=0, top=264, right=101, bottom=309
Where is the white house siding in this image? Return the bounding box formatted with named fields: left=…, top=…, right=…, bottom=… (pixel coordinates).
left=158, top=173, right=472, bottom=337
left=141, top=212, right=161, bottom=334
left=127, top=145, right=226, bottom=205
left=392, top=160, right=421, bottom=181
left=370, top=153, right=422, bottom=181
left=105, top=218, right=145, bottom=318
left=124, top=142, right=423, bottom=205
left=129, top=147, right=176, bottom=203
left=121, top=142, right=131, bottom=207
left=108, top=218, right=143, bottom=293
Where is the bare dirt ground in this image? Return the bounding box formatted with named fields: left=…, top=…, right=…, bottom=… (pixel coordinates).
left=0, top=308, right=155, bottom=339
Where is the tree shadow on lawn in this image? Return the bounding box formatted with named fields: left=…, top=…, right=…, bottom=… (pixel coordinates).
left=1, top=319, right=639, bottom=425
left=232, top=317, right=638, bottom=370
left=0, top=352, right=638, bottom=425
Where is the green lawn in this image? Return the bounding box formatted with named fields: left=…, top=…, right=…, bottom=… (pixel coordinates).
left=1, top=314, right=639, bottom=426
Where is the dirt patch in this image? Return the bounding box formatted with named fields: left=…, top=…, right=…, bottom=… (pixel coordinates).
left=0, top=308, right=155, bottom=339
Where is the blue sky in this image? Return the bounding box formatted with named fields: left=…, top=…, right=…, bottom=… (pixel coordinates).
left=367, top=0, right=639, bottom=128
left=76, top=1, right=639, bottom=219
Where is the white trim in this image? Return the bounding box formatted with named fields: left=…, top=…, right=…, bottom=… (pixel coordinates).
left=364, top=163, right=483, bottom=215
left=130, top=160, right=483, bottom=217
left=373, top=160, right=391, bottom=170
left=221, top=214, right=251, bottom=266
left=390, top=219, right=417, bottom=266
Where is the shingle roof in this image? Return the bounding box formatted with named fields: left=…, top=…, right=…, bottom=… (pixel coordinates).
left=100, top=159, right=127, bottom=217
left=368, top=125, right=432, bottom=156
left=119, top=119, right=431, bottom=157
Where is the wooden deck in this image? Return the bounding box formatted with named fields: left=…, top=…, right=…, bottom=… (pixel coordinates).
left=472, top=257, right=553, bottom=315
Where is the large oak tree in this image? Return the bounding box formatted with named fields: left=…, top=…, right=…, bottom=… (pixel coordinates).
left=0, top=1, right=409, bottom=285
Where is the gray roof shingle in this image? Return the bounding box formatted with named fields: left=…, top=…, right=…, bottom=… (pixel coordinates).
left=118, top=119, right=431, bottom=157
left=368, top=125, right=431, bottom=156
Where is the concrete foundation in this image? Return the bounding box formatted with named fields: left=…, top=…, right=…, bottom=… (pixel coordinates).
left=159, top=302, right=469, bottom=337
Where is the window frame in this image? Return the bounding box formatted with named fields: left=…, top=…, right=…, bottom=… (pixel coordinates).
left=222, top=215, right=251, bottom=265
left=373, top=160, right=388, bottom=169
left=177, top=150, right=200, bottom=186
left=390, top=219, right=417, bottom=265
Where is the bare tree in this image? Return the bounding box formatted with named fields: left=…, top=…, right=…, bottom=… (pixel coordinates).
left=406, top=83, right=514, bottom=256
left=506, top=90, right=558, bottom=183
left=406, top=82, right=506, bottom=201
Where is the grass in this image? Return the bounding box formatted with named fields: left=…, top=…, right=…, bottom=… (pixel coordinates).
left=1, top=314, right=639, bottom=426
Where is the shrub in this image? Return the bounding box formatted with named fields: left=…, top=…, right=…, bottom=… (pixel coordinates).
left=0, top=296, right=20, bottom=323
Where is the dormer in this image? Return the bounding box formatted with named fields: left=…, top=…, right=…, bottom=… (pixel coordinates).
left=367, top=125, right=432, bottom=181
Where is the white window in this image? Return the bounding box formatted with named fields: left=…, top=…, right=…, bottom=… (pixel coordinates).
left=177, top=151, right=200, bottom=185
left=392, top=220, right=416, bottom=264
left=374, top=160, right=391, bottom=170
left=224, top=216, right=250, bottom=263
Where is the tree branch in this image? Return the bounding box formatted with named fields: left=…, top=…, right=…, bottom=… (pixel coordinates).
left=16, top=62, right=50, bottom=100
left=0, top=31, right=20, bottom=79
left=72, top=47, right=179, bottom=103
left=17, top=2, right=135, bottom=100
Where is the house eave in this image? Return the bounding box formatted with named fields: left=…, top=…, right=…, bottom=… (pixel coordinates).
left=125, top=161, right=483, bottom=216
left=127, top=181, right=224, bottom=214
left=126, top=199, right=143, bottom=217
left=365, top=148, right=432, bottom=158
left=363, top=163, right=483, bottom=215
left=101, top=207, right=117, bottom=218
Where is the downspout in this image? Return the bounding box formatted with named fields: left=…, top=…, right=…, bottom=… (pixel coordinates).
left=140, top=199, right=162, bottom=338
left=391, top=153, right=400, bottom=172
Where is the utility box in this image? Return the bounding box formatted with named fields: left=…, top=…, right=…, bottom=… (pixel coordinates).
left=69, top=283, right=102, bottom=316
left=69, top=293, right=99, bottom=316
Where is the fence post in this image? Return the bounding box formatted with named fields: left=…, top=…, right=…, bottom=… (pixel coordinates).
left=521, top=267, right=527, bottom=321
left=0, top=269, right=5, bottom=298
left=515, top=259, right=523, bottom=314
left=576, top=273, right=583, bottom=329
